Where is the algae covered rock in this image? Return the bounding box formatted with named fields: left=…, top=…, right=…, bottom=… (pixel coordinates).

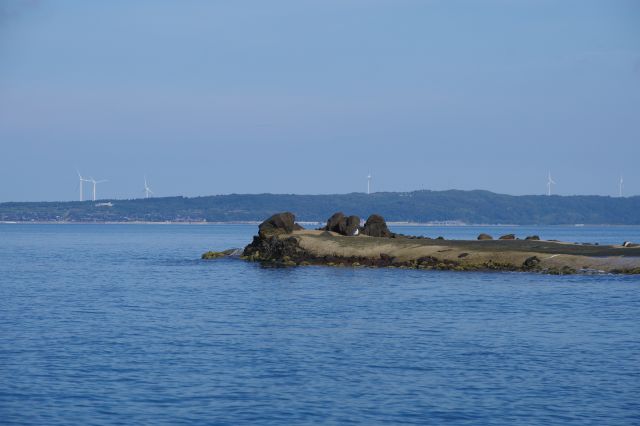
left=499, top=234, right=516, bottom=240
left=525, top=235, right=541, bottom=241
left=477, top=233, right=493, bottom=240
left=201, top=249, right=238, bottom=259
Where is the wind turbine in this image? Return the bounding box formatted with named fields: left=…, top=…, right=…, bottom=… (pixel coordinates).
left=144, top=176, right=154, bottom=199
left=367, top=174, right=372, bottom=195
left=619, top=175, right=624, bottom=197
left=77, top=170, right=90, bottom=201
left=547, top=171, right=556, bottom=196
left=89, top=177, right=107, bottom=201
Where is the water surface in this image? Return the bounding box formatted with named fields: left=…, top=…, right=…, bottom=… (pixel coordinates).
left=1, top=224, right=639, bottom=425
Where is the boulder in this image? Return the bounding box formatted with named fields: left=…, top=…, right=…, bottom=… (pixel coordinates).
left=343, top=215, right=361, bottom=236
left=522, top=256, right=540, bottom=269
left=201, top=248, right=239, bottom=259
left=477, top=233, right=493, bottom=240
left=325, top=212, right=346, bottom=233
left=499, top=234, right=516, bottom=240
left=324, top=212, right=361, bottom=236
left=258, top=212, right=302, bottom=238
left=525, top=235, right=540, bottom=241
left=362, top=214, right=393, bottom=238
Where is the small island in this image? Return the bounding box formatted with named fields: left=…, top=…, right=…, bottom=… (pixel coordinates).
left=204, top=212, right=640, bottom=275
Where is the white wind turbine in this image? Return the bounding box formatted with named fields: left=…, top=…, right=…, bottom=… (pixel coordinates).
left=367, top=174, right=372, bottom=195
left=144, top=176, right=154, bottom=199
left=547, top=171, right=556, bottom=196
left=89, top=177, right=107, bottom=201
left=619, top=175, right=624, bottom=197
left=77, top=170, right=90, bottom=201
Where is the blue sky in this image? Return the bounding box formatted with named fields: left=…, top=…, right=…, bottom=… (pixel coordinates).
left=1, top=0, right=639, bottom=201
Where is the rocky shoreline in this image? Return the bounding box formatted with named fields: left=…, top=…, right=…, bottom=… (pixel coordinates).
left=204, top=212, right=640, bottom=275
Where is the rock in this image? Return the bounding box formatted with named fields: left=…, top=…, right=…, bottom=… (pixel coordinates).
left=324, top=212, right=361, bottom=236
left=243, top=235, right=305, bottom=261
left=343, top=215, right=361, bottom=236
left=477, top=233, right=493, bottom=240
left=201, top=248, right=239, bottom=259
left=362, top=214, right=393, bottom=238
left=499, top=234, right=516, bottom=240
left=258, top=212, right=302, bottom=238
left=436, top=236, right=445, bottom=240
left=525, top=235, right=540, bottom=240
left=522, top=256, right=540, bottom=269
left=325, top=212, right=346, bottom=233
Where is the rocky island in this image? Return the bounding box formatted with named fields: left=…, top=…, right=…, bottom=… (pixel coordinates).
left=203, top=212, right=640, bottom=275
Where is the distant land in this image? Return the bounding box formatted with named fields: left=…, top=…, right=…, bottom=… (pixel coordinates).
left=0, top=190, right=639, bottom=225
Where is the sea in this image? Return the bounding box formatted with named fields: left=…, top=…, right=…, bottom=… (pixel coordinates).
left=1, top=223, right=639, bottom=425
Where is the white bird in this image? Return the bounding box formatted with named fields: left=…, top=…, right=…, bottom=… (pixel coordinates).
left=144, top=176, right=154, bottom=199
left=547, top=172, right=556, bottom=196
left=367, top=174, right=372, bottom=195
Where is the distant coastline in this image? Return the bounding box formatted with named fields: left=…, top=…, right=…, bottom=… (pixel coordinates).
left=1, top=190, right=639, bottom=225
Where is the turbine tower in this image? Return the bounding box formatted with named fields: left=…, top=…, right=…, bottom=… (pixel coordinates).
left=367, top=174, right=372, bottom=195
left=144, top=176, right=154, bottom=199
left=619, top=176, right=624, bottom=197
left=77, top=170, right=90, bottom=201
left=89, top=177, right=107, bottom=201
left=547, top=171, right=556, bottom=196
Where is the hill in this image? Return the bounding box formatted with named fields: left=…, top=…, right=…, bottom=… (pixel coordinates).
left=1, top=190, right=639, bottom=225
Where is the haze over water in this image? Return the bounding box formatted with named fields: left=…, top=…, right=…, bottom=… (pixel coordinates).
left=1, top=224, right=639, bottom=424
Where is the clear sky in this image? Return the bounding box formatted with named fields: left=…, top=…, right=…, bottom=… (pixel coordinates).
left=1, top=0, right=638, bottom=201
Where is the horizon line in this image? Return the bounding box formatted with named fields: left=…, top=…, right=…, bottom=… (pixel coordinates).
left=1, top=188, right=638, bottom=204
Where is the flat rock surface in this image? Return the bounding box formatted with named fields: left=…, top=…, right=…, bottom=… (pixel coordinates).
left=288, top=230, right=640, bottom=273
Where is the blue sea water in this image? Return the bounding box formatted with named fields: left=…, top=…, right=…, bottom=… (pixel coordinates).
left=1, top=224, right=639, bottom=425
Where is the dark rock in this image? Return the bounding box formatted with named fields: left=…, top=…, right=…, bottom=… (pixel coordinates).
left=378, top=253, right=394, bottom=266
left=436, top=236, right=445, bottom=240
left=499, top=234, right=516, bottom=240
left=362, top=214, right=392, bottom=238
left=477, top=233, right=493, bottom=240
left=258, top=212, right=301, bottom=238
left=525, top=235, right=540, bottom=240
left=343, top=215, right=361, bottom=236
left=243, top=235, right=306, bottom=261
left=458, top=252, right=469, bottom=258
left=325, top=212, right=346, bottom=233
left=324, top=212, right=361, bottom=236
left=522, top=256, right=540, bottom=269
left=201, top=248, right=239, bottom=259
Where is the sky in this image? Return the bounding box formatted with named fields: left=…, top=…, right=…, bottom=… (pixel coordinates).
left=0, top=0, right=639, bottom=201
